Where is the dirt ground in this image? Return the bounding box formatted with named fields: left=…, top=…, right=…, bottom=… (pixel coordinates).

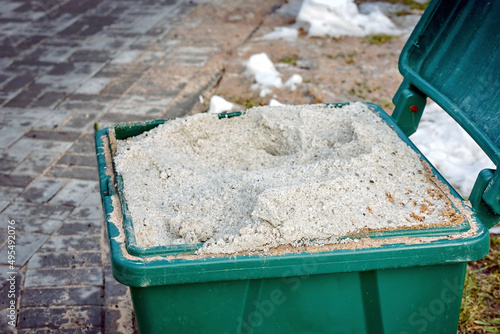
left=191, top=0, right=424, bottom=115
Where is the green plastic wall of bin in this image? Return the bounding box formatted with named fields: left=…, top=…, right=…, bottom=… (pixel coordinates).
left=94, top=0, right=500, bottom=332
left=130, top=263, right=466, bottom=334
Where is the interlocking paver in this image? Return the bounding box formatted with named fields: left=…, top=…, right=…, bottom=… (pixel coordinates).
left=23, top=130, right=81, bottom=142
left=55, top=219, right=101, bottom=235
left=4, top=84, right=45, bottom=108
left=3, top=202, right=73, bottom=220
left=58, top=101, right=108, bottom=112
left=1, top=75, right=34, bottom=92
left=61, top=135, right=97, bottom=153
left=25, top=267, right=103, bottom=287
left=35, top=110, right=74, bottom=130
left=1, top=107, right=49, bottom=120
left=74, top=77, right=111, bottom=95
left=36, top=74, right=89, bottom=92
left=21, top=286, right=103, bottom=307
left=0, top=308, right=16, bottom=333
left=49, top=180, right=98, bottom=206
left=61, top=112, right=100, bottom=131
left=104, top=306, right=136, bottom=334
left=0, top=149, right=31, bottom=173
left=45, top=165, right=98, bottom=181
left=11, top=151, right=61, bottom=176
left=0, top=120, right=34, bottom=149
left=0, top=233, right=49, bottom=267
left=0, top=269, right=22, bottom=305
left=0, top=174, right=33, bottom=188
left=0, top=215, right=62, bottom=234
left=80, top=190, right=101, bottom=206
left=47, top=62, right=76, bottom=75
left=39, top=235, right=100, bottom=252
left=19, top=177, right=66, bottom=203
left=0, top=200, right=9, bottom=212
left=38, top=47, right=75, bottom=63
left=18, top=305, right=102, bottom=329
left=99, top=79, right=136, bottom=96
left=27, top=251, right=101, bottom=269
left=17, top=328, right=102, bottom=334
left=118, top=94, right=173, bottom=106
left=107, top=103, right=165, bottom=117
left=55, top=153, right=97, bottom=168
left=31, top=91, right=66, bottom=108
left=68, top=205, right=103, bottom=221
left=110, top=50, right=142, bottom=64
left=10, top=138, right=73, bottom=152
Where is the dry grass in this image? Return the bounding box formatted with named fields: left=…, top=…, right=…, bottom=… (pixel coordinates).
left=460, top=234, right=500, bottom=333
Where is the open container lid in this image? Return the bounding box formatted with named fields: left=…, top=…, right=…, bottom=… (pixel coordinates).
left=392, top=0, right=500, bottom=216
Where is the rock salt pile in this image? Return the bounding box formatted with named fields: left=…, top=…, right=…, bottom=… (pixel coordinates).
left=115, top=102, right=461, bottom=254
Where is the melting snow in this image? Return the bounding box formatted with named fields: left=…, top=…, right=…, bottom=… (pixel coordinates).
left=207, top=95, right=236, bottom=114
left=297, top=0, right=400, bottom=38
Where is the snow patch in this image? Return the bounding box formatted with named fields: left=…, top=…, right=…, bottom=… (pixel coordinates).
left=269, top=98, right=285, bottom=106
left=246, top=53, right=303, bottom=97
left=247, top=53, right=283, bottom=97
left=259, top=27, right=299, bottom=41
left=207, top=95, right=236, bottom=114
left=297, top=0, right=400, bottom=38
left=284, top=74, right=303, bottom=91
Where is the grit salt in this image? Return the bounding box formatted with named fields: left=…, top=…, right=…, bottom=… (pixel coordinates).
left=114, top=102, right=460, bottom=254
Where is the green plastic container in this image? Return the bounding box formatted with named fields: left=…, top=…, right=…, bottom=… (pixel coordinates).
left=95, top=0, right=499, bottom=333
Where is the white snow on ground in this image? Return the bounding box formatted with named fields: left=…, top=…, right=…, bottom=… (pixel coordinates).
left=284, top=73, right=303, bottom=91
left=247, top=53, right=283, bottom=97
left=259, top=27, right=299, bottom=41
left=269, top=98, right=285, bottom=106
left=246, top=53, right=302, bottom=97
left=297, top=0, right=400, bottom=38
left=410, top=103, right=495, bottom=199
left=207, top=95, right=235, bottom=114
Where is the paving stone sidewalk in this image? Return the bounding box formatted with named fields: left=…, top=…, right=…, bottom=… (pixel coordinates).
left=0, top=0, right=281, bottom=332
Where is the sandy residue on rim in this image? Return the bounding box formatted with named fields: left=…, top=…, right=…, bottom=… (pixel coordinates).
left=114, top=102, right=466, bottom=254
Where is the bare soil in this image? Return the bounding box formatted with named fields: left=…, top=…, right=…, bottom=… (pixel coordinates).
left=191, top=1, right=424, bottom=116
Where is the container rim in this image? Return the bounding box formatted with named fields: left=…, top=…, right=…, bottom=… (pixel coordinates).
left=95, top=103, right=490, bottom=287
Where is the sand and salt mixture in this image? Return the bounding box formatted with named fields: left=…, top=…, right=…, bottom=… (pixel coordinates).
left=114, top=102, right=461, bottom=255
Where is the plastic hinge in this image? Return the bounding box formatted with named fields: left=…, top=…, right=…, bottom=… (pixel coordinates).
left=470, top=169, right=500, bottom=229
left=391, top=79, right=427, bottom=136
left=482, top=170, right=500, bottom=215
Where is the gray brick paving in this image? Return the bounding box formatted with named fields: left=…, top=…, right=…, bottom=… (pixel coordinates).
left=0, top=149, right=31, bottom=173
left=19, top=177, right=66, bottom=203
left=11, top=151, right=61, bottom=176
left=0, top=233, right=49, bottom=267
left=25, top=268, right=103, bottom=288
left=0, top=0, right=275, bottom=331
left=18, top=305, right=102, bottom=329
left=49, top=180, right=98, bottom=207
left=0, top=201, right=9, bottom=212
left=28, top=252, right=101, bottom=269
left=17, top=328, right=102, bottom=334
left=0, top=214, right=62, bottom=235
left=56, top=219, right=101, bottom=235
left=0, top=174, right=33, bottom=188
left=39, top=235, right=100, bottom=252
left=3, top=202, right=73, bottom=220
